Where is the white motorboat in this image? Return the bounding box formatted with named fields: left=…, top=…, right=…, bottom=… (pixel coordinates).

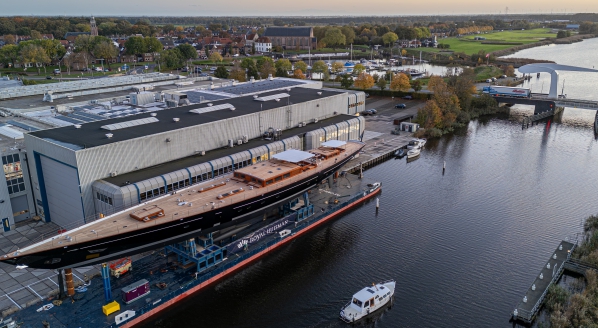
left=407, top=148, right=420, bottom=159
left=340, top=280, right=396, bottom=323
left=406, top=139, right=421, bottom=150
left=418, top=138, right=427, bottom=148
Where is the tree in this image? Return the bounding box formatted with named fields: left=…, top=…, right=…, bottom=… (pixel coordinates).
left=209, top=52, right=223, bottom=63
left=3, top=34, right=15, bottom=45
left=376, top=77, right=387, bottom=91
left=229, top=64, right=246, bottom=82
left=19, top=43, right=50, bottom=74
left=341, top=26, right=356, bottom=44
left=331, top=61, right=344, bottom=74
left=30, top=30, right=42, bottom=40
left=178, top=44, right=197, bottom=60
left=340, top=74, right=353, bottom=89
left=390, top=73, right=411, bottom=92
left=417, top=100, right=444, bottom=129
left=504, top=65, right=515, bottom=77
left=292, top=69, right=306, bottom=79
left=311, top=60, right=327, bottom=74
left=258, top=60, right=276, bottom=79
left=556, top=30, right=571, bottom=39
left=256, top=56, right=274, bottom=71
left=124, top=36, right=146, bottom=55
left=214, top=66, right=229, bottom=78
left=275, top=58, right=292, bottom=77
left=401, top=49, right=407, bottom=57
left=353, top=63, right=366, bottom=75
left=74, top=35, right=94, bottom=54
left=0, top=44, right=19, bottom=68
left=411, top=79, right=422, bottom=92
left=382, top=32, right=399, bottom=49
left=159, top=48, right=184, bottom=69
left=294, top=60, right=307, bottom=74
left=322, top=28, right=346, bottom=50
left=353, top=72, right=375, bottom=90
left=241, top=58, right=258, bottom=79
left=144, top=37, right=163, bottom=53
left=93, top=41, right=118, bottom=68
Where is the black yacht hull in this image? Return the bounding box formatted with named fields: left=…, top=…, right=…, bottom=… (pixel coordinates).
left=3, top=146, right=362, bottom=269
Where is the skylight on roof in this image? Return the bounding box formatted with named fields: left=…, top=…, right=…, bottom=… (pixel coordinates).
left=254, top=93, right=290, bottom=102
left=189, top=103, right=235, bottom=114
left=0, top=126, right=24, bottom=140
left=272, top=149, right=314, bottom=163
left=101, top=117, right=159, bottom=131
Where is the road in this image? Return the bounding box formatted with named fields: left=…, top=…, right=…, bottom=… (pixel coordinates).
left=364, top=95, right=425, bottom=118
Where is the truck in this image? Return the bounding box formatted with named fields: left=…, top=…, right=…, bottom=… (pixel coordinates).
left=482, top=86, right=531, bottom=98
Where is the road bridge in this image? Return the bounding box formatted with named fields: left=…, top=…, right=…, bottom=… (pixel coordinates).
left=518, top=63, right=598, bottom=99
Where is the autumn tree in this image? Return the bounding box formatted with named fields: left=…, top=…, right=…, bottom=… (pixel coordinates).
left=331, top=61, right=344, bottom=75
left=390, top=73, right=411, bottom=92
left=0, top=44, right=19, bottom=68
left=19, top=43, right=50, bottom=74
left=411, top=79, right=422, bottom=92
left=258, top=59, right=276, bottom=79
left=292, top=69, right=306, bottom=79
left=417, top=100, right=444, bottom=130
left=311, top=60, right=328, bottom=79
left=93, top=41, right=118, bottom=69
left=353, top=72, right=375, bottom=90
left=504, top=65, right=515, bottom=77
left=209, top=52, right=223, bottom=63
left=275, top=58, right=292, bottom=77
left=229, top=63, right=246, bottom=82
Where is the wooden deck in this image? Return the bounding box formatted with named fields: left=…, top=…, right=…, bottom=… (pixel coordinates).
left=8, top=142, right=363, bottom=257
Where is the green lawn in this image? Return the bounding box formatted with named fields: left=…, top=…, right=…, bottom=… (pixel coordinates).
left=433, top=28, right=556, bottom=54
left=473, top=66, right=505, bottom=81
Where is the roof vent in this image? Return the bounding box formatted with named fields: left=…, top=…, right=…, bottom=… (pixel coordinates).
left=150, top=113, right=157, bottom=117
left=317, top=92, right=322, bottom=95
left=275, top=99, right=280, bottom=102
left=106, top=133, right=113, bottom=138
left=74, top=124, right=81, bottom=129
left=173, top=118, right=180, bottom=122
left=230, top=107, right=235, bottom=111
left=253, top=95, right=258, bottom=99
left=207, top=103, right=213, bottom=107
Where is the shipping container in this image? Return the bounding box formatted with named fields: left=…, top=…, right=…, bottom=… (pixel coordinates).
left=121, top=279, right=150, bottom=304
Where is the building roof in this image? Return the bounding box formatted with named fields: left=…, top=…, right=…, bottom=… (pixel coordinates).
left=256, top=37, right=271, bottom=43
left=263, top=27, right=312, bottom=37
left=102, top=114, right=356, bottom=186
left=28, top=87, right=343, bottom=151
left=272, top=149, right=314, bottom=163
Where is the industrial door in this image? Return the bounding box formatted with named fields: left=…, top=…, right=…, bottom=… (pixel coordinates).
left=40, top=156, right=84, bottom=228
left=10, top=194, right=30, bottom=222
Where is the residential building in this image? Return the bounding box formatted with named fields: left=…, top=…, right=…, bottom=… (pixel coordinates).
left=255, top=37, right=272, bottom=53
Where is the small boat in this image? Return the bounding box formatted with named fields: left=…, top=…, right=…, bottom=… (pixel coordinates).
left=407, top=148, right=420, bottom=159
left=394, top=148, right=406, bottom=158
left=418, top=138, right=427, bottom=148
left=406, top=139, right=421, bottom=150
left=340, top=280, right=396, bottom=323
left=36, top=303, right=54, bottom=312
left=366, top=182, right=381, bottom=193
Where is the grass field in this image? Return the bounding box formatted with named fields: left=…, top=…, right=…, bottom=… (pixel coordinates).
left=433, top=28, right=556, bottom=54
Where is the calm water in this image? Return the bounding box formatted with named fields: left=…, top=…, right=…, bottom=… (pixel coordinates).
left=144, top=41, right=598, bottom=328
left=146, top=118, right=598, bottom=328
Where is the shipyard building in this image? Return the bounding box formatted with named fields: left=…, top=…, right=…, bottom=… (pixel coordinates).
left=18, top=81, right=366, bottom=230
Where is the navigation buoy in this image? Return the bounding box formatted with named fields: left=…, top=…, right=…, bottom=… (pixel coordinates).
left=376, top=198, right=379, bottom=209
left=443, top=161, right=446, bottom=174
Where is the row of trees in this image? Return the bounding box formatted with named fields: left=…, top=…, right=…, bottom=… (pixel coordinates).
left=313, top=25, right=432, bottom=49
left=0, top=38, right=65, bottom=74
left=455, top=25, right=494, bottom=35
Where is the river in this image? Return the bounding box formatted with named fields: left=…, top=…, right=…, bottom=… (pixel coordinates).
left=144, top=41, right=598, bottom=328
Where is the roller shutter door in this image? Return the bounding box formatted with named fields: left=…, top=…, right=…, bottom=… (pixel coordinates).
left=40, top=156, right=84, bottom=228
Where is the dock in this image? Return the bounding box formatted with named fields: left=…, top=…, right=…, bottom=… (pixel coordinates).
left=521, top=106, right=564, bottom=129
left=9, top=174, right=381, bottom=327
left=512, top=241, right=575, bottom=324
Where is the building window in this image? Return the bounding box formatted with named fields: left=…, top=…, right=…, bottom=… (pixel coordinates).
left=4, top=154, right=24, bottom=195
left=96, top=192, right=113, bottom=205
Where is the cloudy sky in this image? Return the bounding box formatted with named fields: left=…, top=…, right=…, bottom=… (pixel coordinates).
left=4, top=0, right=598, bottom=16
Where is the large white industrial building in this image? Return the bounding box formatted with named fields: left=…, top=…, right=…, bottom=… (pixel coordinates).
left=21, top=84, right=366, bottom=230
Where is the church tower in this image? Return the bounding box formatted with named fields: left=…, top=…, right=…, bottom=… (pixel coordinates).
left=90, top=16, right=98, bottom=37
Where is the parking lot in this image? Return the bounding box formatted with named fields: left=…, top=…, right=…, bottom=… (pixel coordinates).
left=363, top=95, right=425, bottom=118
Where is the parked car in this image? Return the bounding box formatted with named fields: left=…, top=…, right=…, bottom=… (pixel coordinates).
left=194, top=67, right=203, bottom=73
left=199, top=73, right=208, bottom=77
left=181, top=67, right=189, bottom=72
left=500, top=75, right=507, bottom=78
left=365, top=93, right=370, bottom=98
left=368, top=109, right=377, bottom=114
left=210, top=67, right=217, bottom=71
left=233, top=54, right=239, bottom=57
left=81, top=67, right=90, bottom=72
left=121, top=65, right=129, bottom=70
left=144, top=65, right=149, bottom=70
left=491, top=77, right=497, bottom=82
left=395, top=103, right=406, bottom=109
left=53, top=68, right=61, bottom=75
left=45, top=76, right=53, bottom=80
left=485, top=79, right=492, bottom=83
left=94, top=67, right=103, bottom=72
left=360, top=110, right=372, bottom=116
left=402, top=95, right=413, bottom=100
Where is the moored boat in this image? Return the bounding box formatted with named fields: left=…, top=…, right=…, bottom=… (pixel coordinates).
left=394, top=148, right=406, bottom=158
left=340, top=280, right=396, bottom=323
left=407, top=148, right=420, bottom=159
left=2, top=140, right=365, bottom=270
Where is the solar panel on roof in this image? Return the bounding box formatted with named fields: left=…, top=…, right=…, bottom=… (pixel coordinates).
left=7, top=120, right=39, bottom=132
left=73, top=112, right=105, bottom=120
left=254, top=93, right=291, bottom=102
left=101, top=117, right=159, bottom=131
left=68, top=113, right=95, bottom=122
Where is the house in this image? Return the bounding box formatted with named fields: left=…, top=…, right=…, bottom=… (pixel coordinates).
left=245, top=33, right=258, bottom=52
left=263, top=27, right=316, bottom=50
left=255, top=37, right=272, bottom=53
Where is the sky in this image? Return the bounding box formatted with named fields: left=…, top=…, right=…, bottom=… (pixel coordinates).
left=4, top=0, right=598, bottom=16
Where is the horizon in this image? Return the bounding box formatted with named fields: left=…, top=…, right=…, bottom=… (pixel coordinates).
left=3, top=0, right=598, bottom=17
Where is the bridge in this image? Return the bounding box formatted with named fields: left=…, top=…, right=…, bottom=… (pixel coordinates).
left=491, top=63, right=598, bottom=132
